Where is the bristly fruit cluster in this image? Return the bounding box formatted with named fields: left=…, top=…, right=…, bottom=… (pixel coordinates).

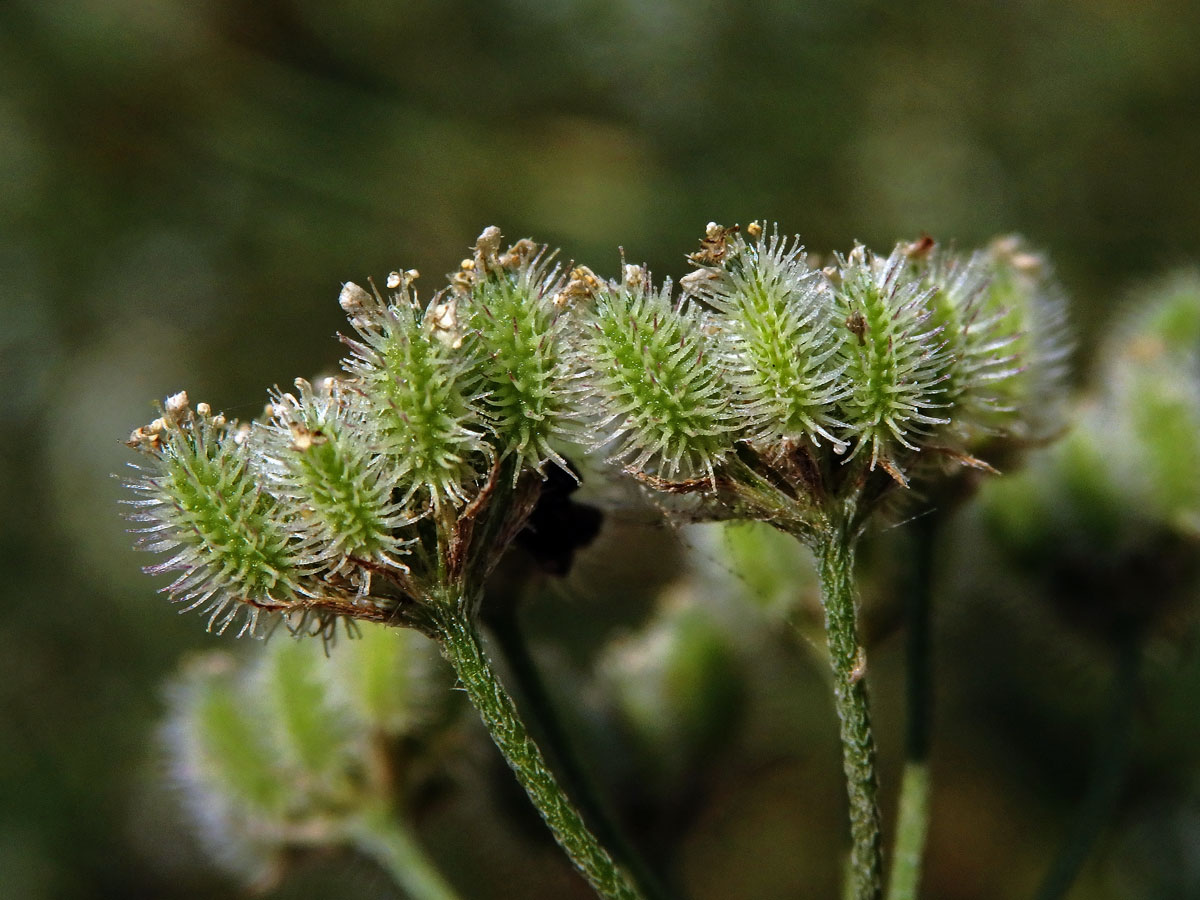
left=667, top=224, right=1067, bottom=495
left=126, top=228, right=579, bottom=637
left=125, top=223, right=1067, bottom=634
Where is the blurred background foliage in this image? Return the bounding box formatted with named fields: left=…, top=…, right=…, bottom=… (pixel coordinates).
left=3, top=0, right=1200, bottom=897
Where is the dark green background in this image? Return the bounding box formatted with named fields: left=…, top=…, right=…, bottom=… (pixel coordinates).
left=3, top=1, right=1200, bottom=898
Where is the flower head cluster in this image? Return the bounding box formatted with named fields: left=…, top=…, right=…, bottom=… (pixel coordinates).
left=126, top=229, right=582, bottom=636
left=573, top=223, right=1067, bottom=503
left=125, top=223, right=1069, bottom=634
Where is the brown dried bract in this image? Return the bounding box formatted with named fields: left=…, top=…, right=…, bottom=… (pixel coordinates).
left=288, top=422, right=329, bottom=452
left=876, top=454, right=910, bottom=488
left=554, top=266, right=603, bottom=308
left=846, top=309, right=868, bottom=345
left=625, top=468, right=731, bottom=495
left=689, top=222, right=740, bottom=267
left=903, top=234, right=936, bottom=259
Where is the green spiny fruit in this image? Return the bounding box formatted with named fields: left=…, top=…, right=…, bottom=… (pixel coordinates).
left=913, top=243, right=1022, bottom=449
left=164, top=654, right=289, bottom=881
left=257, top=636, right=360, bottom=784
left=325, top=623, right=451, bottom=736
left=259, top=377, right=415, bottom=579
left=125, top=393, right=300, bottom=636
left=164, top=630, right=438, bottom=886
left=456, top=228, right=578, bottom=475
left=978, top=236, right=1071, bottom=444
left=1106, top=271, right=1200, bottom=534
left=685, top=223, right=848, bottom=451
left=832, top=244, right=952, bottom=482
left=580, top=265, right=738, bottom=483
left=339, top=275, right=490, bottom=508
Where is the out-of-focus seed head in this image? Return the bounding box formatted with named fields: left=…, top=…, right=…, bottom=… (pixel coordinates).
left=1104, top=271, right=1200, bottom=535
left=163, top=627, right=451, bottom=886
left=979, top=236, right=1072, bottom=445
left=917, top=247, right=1015, bottom=439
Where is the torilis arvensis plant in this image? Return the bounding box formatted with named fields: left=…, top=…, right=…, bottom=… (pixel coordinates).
left=125, top=223, right=1068, bottom=900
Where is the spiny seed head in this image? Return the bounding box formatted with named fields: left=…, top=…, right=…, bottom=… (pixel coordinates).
left=685, top=224, right=848, bottom=451
left=910, top=244, right=1023, bottom=448
left=340, top=277, right=490, bottom=508
left=125, top=394, right=300, bottom=637
left=455, top=228, right=579, bottom=476
left=832, top=243, right=953, bottom=480
left=579, top=268, right=737, bottom=483
left=124, top=224, right=1074, bottom=640
left=978, top=236, right=1071, bottom=444
left=1110, top=269, right=1200, bottom=362
left=324, top=623, right=453, bottom=737
left=1118, top=366, right=1200, bottom=535
left=257, top=377, right=416, bottom=579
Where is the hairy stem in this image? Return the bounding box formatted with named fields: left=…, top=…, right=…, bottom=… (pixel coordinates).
left=886, top=516, right=937, bottom=900
left=349, top=809, right=463, bottom=900
left=1034, top=638, right=1139, bottom=900
left=487, top=606, right=672, bottom=900
left=427, top=600, right=643, bottom=900
left=814, top=522, right=884, bottom=900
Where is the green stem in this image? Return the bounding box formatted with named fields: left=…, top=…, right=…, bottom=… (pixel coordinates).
left=427, top=599, right=644, bottom=900
left=487, top=606, right=672, bottom=900
left=349, top=809, right=463, bottom=900
left=813, top=522, right=884, bottom=900
left=1033, top=638, right=1139, bottom=900
left=886, top=764, right=930, bottom=900
left=886, top=516, right=937, bottom=900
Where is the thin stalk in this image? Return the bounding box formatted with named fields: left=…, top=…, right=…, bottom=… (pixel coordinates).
left=426, top=599, right=644, bottom=900
left=813, top=522, right=884, bottom=900
left=487, top=606, right=673, bottom=900
left=349, top=809, right=463, bottom=900
left=886, top=515, right=937, bottom=900
left=886, top=764, right=930, bottom=900
left=1033, top=638, right=1139, bottom=900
